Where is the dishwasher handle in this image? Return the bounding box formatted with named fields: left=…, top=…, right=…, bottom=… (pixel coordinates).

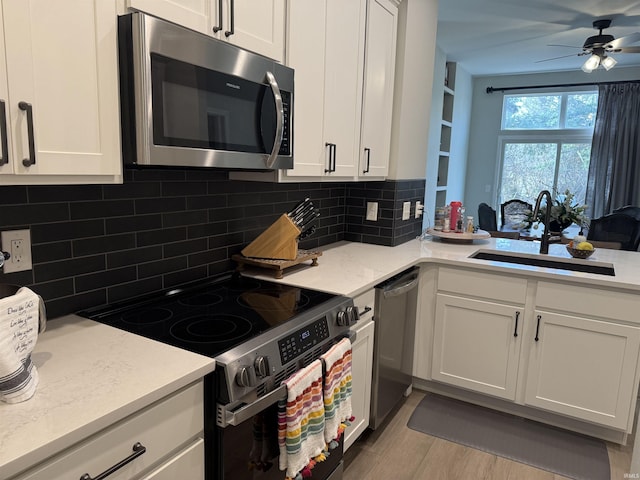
left=379, top=269, right=419, bottom=298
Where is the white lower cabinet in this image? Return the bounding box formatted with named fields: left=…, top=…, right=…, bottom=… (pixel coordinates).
left=432, top=294, right=522, bottom=401
left=525, top=310, right=640, bottom=430
left=420, top=267, right=640, bottom=436
left=344, top=289, right=375, bottom=451
left=14, top=381, right=205, bottom=480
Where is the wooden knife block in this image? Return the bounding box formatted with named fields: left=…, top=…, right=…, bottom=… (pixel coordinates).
left=241, top=214, right=301, bottom=260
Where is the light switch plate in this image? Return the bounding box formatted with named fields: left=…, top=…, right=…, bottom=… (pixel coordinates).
left=402, top=202, right=411, bottom=220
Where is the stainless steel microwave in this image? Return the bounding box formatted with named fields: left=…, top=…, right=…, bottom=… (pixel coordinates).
left=118, top=12, right=293, bottom=170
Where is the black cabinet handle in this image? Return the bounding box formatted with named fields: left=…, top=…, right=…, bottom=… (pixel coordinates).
left=225, top=0, right=235, bottom=37
left=0, top=100, right=8, bottom=165
left=513, top=311, right=520, bottom=337
left=212, top=0, right=223, bottom=33
left=18, top=101, right=36, bottom=167
left=363, top=147, right=371, bottom=174
left=79, top=442, right=146, bottom=480
left=535, top=314, right=541, bottom=342
left=324, top=142, right=336, bottom=173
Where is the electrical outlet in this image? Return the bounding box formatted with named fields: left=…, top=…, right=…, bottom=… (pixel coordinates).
left=402, top=202, right=411, bottom=220
left=366, top=202, right=378, bottom=221
left=1, top=229, right=32, bottom=273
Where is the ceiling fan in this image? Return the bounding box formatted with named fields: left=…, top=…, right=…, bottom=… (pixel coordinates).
left=538, top=19, right=640, bottom=72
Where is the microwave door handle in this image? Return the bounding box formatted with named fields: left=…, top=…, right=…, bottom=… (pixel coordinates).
left=264, top=71, right=284, bottom=169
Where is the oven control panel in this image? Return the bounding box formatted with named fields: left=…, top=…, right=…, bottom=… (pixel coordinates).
left=278, top=316, right=330, bottom=364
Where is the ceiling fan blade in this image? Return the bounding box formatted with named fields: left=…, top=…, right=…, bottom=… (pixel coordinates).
left=535, top=53, right=582, bottom=63
left=605, top=32, right=640, bottom=50
left=618, top=46, right=640, bottom=53
left=547, top=44, right=583, bottom=49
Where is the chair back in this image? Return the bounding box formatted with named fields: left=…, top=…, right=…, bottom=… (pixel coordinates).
left=587, top=213, right=640, bottom=251
left=612, top=205, right=640, bottom=221
left=501, top=199, right=533, bottom=229
left=478, top=203, right=497, bottom=231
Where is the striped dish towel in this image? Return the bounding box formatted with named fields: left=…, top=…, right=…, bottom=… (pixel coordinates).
left=0, top=287, right=46, bottom=403
left=278, top=359, right=327, bottom=480
left=321, top=337, right=354, bottom=446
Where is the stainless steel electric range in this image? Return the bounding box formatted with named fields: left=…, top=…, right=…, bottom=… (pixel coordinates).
left=80, top=273, right=360, bottom=480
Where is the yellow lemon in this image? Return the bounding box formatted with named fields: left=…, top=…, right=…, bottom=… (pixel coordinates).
left=576, top=241, right=594, bottom=251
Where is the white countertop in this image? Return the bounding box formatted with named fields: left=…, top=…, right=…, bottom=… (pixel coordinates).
left=0, top=315, right=216, bottom=480
left=245, top=237, right=640, bottom=296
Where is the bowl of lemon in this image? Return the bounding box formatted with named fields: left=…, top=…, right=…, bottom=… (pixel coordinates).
left=566, top=240, right=595, bottom=259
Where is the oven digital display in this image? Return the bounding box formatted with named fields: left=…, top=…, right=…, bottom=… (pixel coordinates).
left=278, top=316, right=330, bottom=364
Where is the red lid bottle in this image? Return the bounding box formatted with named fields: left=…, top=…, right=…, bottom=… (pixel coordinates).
left=449, top=201, right=462, bottom=231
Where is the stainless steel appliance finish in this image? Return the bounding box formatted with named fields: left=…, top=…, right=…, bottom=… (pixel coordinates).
left=118, top=13, right=293, bottom=170
left=370, top=266, right=419, bottom=429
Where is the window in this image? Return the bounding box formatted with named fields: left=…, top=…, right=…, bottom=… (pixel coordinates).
left=498, top=92, right=598, bottom=207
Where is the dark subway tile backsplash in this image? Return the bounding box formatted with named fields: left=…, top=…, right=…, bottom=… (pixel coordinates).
left=0, top=170, right=425, bottom=319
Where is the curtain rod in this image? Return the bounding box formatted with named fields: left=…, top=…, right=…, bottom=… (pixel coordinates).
left=486, top=79, right=640, bottom=94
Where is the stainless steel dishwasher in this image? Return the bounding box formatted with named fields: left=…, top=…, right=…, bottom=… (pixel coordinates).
left=370, top=266, right=420, bottom=429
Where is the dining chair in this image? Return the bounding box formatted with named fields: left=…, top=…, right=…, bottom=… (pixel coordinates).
left=559, top=237, right=622, bottom=250
left=489, top=231, right=520, bottom=239
left=587, top=213, right=640, bottom=251
left=501, top=199, right=533, bottom=229
left=478, top=203, right=498, bottom=231
left=612, top=205, right=640, bottom=221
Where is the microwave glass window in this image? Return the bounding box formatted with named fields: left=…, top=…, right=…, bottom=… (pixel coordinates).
left=150, top=54, right=283, bottom=154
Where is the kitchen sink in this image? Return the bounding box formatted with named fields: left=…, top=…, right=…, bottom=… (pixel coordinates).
left=469, top=249, right=616, bottom=276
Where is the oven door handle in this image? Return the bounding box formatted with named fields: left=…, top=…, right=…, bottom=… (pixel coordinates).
left=217, top=384, right=287, bottom=428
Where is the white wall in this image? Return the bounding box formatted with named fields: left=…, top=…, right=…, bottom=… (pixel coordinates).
left=388, top=0, right=439, bottom=180
left=463, top=66, right=640, bottom=220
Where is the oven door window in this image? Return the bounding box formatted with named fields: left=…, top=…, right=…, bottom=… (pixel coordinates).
left=150, top=53, right=283, bottom=154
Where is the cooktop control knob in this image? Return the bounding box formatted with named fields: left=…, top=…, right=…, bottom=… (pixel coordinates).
left=236, top=365, right=257, bottom=387
left=254, top=356, right=270, bottom=378
left=346, top=306, right=360, bottom=325
left=337, top=310, right=347, bottom=326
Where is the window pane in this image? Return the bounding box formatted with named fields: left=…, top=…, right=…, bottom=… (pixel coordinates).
left=565, top=93, right=598, bottom=128
left=500, top=143, right=556, bottom=205
left=503, top=95, right=561, bottom=129
left=556, top=143, right=591, bottom=205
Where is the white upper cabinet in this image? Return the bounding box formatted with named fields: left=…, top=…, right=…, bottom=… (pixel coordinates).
left=358, top=0, right=397, bottom=179
left=284, top=0, right=365, bottom=179
left=126, top=0, right=285, bottom=62
left=210, top=0, right=285, bottom=62
left=0, top=0, right=122, bottom=184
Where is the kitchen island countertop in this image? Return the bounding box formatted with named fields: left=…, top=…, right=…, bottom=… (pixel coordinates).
left=0, top=315, right=216, bottom=480
left=244, top=237, right=640, bottom=296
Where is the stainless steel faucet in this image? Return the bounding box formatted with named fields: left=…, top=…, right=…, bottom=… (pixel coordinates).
left=532, top=190, right=552, bottom=254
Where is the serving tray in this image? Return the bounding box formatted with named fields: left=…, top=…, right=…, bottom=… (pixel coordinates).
left=427, top=228, right=491, bottom=244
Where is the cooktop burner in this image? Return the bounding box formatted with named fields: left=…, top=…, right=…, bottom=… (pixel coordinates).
left=79, top=274, right=336, bottom=358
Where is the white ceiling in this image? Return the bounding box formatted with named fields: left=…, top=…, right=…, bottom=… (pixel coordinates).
left=437, top=0, right=640, bottom=76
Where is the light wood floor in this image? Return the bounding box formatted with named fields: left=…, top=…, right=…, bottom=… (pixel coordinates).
left=344, top=390, right=634, bottom=480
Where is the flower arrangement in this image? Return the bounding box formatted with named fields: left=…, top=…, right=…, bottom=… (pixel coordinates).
left=524, top=189, right=589, bottom=232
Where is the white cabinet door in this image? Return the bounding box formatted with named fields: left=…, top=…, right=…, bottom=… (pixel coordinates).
left=358, top=0, right=397, bottom=178
left=432, top=294, right=523, bottom=401
left=525, top=311, right=640, bottom=429
left=139, top=438, right=204, bottom=480
left=285, top=0, right=365, bottom=179
left=0, top=6, right=12, bottom=174
left=344, top=317, right=375, bottom=451
left=126, top=0, right=210, bottom=34
left=219, top=0, right=285, bottom=62
left=1, top=0, right=121, bottom=182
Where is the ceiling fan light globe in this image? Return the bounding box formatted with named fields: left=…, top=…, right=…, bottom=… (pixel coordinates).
left=601, top=55, right=617, bottom=70
left=581, top=54, right=600, bottom=73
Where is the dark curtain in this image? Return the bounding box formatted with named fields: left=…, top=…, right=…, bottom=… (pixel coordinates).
left=585, top=82, right=640, bottom=219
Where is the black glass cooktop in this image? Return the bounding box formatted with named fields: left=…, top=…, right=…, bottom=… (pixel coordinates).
left=79, top=274, right=336, bottom=358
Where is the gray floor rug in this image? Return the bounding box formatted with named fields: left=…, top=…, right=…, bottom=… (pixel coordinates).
left=407, top=393, right=610, bottom=480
